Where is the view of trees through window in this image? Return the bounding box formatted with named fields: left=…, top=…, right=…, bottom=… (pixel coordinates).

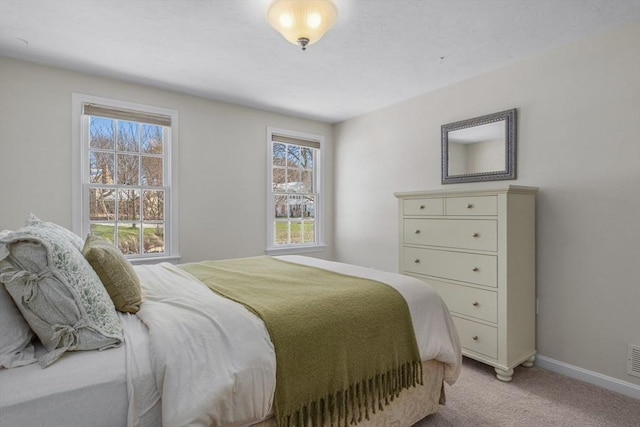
left=272, top=141, right=317, bottom=246
left=88, top=116, right=165, bottom=255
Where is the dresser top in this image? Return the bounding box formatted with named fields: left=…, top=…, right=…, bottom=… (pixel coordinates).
left=394, top=185, right=538, bottom=199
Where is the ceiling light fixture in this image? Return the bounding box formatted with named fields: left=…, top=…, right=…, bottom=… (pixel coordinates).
left=267, top=0, right=338, bottom=51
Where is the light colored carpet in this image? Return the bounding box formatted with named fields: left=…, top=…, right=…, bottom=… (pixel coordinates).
left=415, top=357, right=640, bottom=427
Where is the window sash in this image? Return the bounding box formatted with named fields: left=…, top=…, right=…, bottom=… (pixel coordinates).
left=83, top=116, right=169, bottom=256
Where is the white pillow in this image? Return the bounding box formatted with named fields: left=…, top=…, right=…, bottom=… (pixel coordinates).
left=0, top=280, right=36, bottom=368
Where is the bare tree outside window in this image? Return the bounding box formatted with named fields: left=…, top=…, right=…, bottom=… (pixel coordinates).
left=88, top=116, right=166, bottom=255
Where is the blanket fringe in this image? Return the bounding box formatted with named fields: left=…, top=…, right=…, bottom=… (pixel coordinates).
left=277, top=361, right=423, bottom=427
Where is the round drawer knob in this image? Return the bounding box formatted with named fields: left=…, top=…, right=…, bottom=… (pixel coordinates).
left=414, top=229, right=421, bottom=234
left=472, top=232, right=479, bottom=238
left=467, top=204, right=474, bottom=209
left=419, top=205, right=425, bottom=209
left=472, top=267, right=479, bottom=272
left=472, top=336, right=479, bottom=341
left=472, top=301, right=479, bottom=307
left=414, top=259, right=420, bottom=264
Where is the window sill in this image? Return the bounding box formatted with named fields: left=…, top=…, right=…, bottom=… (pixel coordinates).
left=128, top=255, right=182, bottom=265
left=265, top=245, right=326, bottom=256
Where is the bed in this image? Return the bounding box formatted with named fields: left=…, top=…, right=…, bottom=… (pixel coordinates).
left=0, top=216, right=461, bottom=427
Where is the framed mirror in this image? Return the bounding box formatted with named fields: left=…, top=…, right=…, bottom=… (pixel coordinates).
left=441, top=108, right=517, bottom=184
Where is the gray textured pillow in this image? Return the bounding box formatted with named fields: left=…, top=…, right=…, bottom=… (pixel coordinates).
left=0, top=230, right=36, bottom=369
left=0, top=278, right=36, bottom=369
left=0, top=225, right=123, bottom=368
left=83, top=234, right=142, bottom=313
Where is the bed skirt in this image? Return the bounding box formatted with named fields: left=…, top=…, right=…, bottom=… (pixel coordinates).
left=250, top=359, right=445, bottom=427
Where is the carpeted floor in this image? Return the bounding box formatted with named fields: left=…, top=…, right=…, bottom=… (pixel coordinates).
left=415, top=357, right=640, bottom=427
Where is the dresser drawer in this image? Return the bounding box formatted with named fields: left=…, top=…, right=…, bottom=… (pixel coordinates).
left=453, top=316, right=498, bottom=359
left=404, top=218, right=497, bottom=251
left=403, top=198, right=443, bottom=216
left=446, top=196, right=497, bottom=216
left=428, top=281, right=497, bottom=323
left=403, top=247, right=497, bottom=287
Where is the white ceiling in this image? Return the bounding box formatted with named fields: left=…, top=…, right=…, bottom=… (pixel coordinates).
left=1, top=0, right=638, bottom=123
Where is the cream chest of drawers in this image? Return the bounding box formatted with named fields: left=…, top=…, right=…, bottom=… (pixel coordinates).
left=395, top=185, right=538, bottom=381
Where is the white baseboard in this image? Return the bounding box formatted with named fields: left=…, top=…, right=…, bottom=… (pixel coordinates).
left=536, top=355, right=640, bottom=399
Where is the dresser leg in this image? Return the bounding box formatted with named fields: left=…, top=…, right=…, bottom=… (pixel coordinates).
left=495, top=367, right=514, bottom=382
left=521, top=355, right=536, bottom=368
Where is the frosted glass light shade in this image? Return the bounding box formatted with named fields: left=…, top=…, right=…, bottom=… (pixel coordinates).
left=267, top=0, right=338, bottom=50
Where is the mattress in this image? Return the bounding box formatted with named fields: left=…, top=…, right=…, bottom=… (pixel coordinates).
left=0, top=312, right=159, bottom=427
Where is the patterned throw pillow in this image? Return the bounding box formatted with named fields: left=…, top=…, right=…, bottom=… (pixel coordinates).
left=24, top=213, right=85, bottom=252
left=83, top=234, right=143, bottom=313
left=0, top=223, right=122, bottom=367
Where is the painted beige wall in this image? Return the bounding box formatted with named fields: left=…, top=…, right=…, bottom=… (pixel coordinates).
left=334, top=23, right=640, bottom=384
left=0, top=21, right=637, bottom=388
left=0, top=57, right=334, bottom=262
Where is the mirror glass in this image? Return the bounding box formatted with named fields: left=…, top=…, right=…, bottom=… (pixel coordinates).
left=441, top=109, right=516, bottom=184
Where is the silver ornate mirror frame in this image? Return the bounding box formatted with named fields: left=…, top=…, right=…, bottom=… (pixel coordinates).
left=441, top=108, right=517, bottom=184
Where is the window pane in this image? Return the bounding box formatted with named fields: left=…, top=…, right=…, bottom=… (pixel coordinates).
left=90, top=117, right=114, bottom=150
left=275, top=195, right=287, bottom=218
left=289, top=221, right=303, bottom=244
left=301, top=147, right=314, bottom=169
left=287, top=145, right=301, bottom=168
left=273, top=143, right=286, bottom=166
left=118, top=189, right=140, bottom=220
left=117, top=154, right=139, bottom=185
left=143, top=223, right=164, bottom=254
left=90, top=223, right=115, bottom=244
left=141, top=124, right=163, bottom=154
left=274, top=221, right=289, bottom=245
left=288, top=195, right=302, bottom=218
left=89, top=187, right=116, bottom=220
left=143, top=190, right=164, bottom=221
left=303, top=222, right=315, bottom=243
left=117, top=120, right=140, bottom=152
left=303, top=195, right=315, bottom=218
left=272, top=167, right=286, bottom=191
left=141, top=156, right=163, bottom=186
left=301, top=170, right=313, bottom=193
left=287, top=169, right=301, bottom=192
left=118, top=223, right=140, bottom=255
left=89, top=151, right=115, bottom=184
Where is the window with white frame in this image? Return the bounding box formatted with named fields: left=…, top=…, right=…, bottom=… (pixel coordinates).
left=73, top=94, right=179, bottom=261
left=267, top=128, right=323, bottom=253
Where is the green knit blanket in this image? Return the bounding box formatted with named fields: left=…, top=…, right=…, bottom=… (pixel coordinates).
left=179, top=256, right=422, bottom=427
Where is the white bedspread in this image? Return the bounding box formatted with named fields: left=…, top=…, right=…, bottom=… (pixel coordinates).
left=134, top=263, right=277, bottom=427
left=132, top=256, right=461, bottom=427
